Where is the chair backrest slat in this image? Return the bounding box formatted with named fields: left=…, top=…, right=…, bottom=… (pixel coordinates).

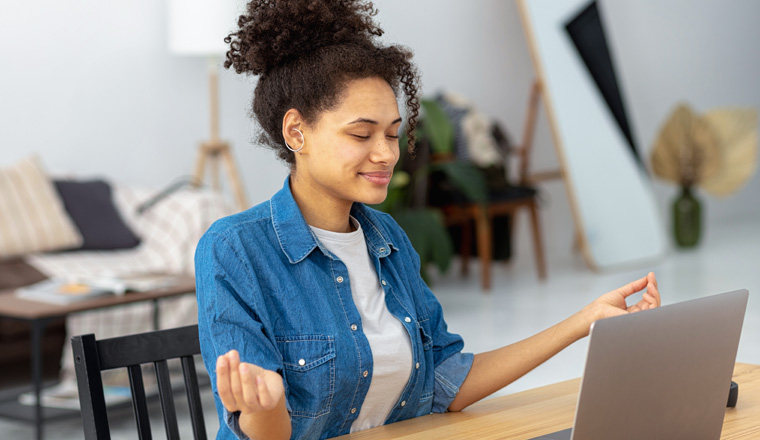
left=127, top=364, right=153, bottom=440
left=155, top=359, right=181, bottom=440
left=181, top=356, right=208, bottom=440
left=72, top=334, right=112, bottom=440
left=73, top=325, right=205, bottom=440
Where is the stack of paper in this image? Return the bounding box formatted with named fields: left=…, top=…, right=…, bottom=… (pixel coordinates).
left=14, top=273, right=179, bottom=304
left=15, top=279, right=113, bottom=305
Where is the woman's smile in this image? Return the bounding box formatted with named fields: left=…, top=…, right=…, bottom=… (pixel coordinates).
left=359, top=171, right=392, bottom=186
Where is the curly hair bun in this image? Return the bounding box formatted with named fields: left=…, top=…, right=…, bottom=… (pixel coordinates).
left=225, top=0, right=384, bottom=75
left=224, top=0, right=421, bottom=164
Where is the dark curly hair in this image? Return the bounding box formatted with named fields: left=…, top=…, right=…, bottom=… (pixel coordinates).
left=224, top=0, right=420, bottom=164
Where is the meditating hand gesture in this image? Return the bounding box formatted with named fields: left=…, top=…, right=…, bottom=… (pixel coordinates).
left=579, top=272, right=661, bottom=336
left=216, top=350, right=285, bottom=414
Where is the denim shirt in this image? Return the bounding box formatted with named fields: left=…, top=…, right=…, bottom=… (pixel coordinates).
left=195, top=178, right=473, bottom=440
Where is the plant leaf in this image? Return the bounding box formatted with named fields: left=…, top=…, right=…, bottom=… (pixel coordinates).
left=650, top=103, right=720, bottom=186
left=393, top=208, right=454, bottom=283
left=431, top=161, right=488, bottom=204
left=701, top=108, right=758, bottom=196
left=426, top=209, right=454, bottom=274
left=420, top=99, right=455, bottom=155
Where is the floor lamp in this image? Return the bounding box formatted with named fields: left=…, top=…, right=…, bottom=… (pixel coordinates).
left=167, top=0, right=249, bottom=211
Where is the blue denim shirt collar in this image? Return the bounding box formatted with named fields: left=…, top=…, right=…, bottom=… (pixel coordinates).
left=270, top=176, right=396, bottom=264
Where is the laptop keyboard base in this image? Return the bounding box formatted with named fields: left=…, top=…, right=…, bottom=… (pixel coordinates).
left=528, top=428, right=572, bottom=440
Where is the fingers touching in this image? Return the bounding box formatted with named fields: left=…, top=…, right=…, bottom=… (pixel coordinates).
left=239, top=363, right=260, bottom=410
left=224, top=350, right=254, bottom=412
left=216, top=350, right=282, bottom=414
left=634, top=272, right=661, bottom=312
left=256, top=374, right=273, bottom=409
left=216, top=351, right=236, bottom=412
left=646, top=272, right=661, bottom=308
left=613, top=272, right=661, bottom=316
left=616, top=275, right=649, bottom=298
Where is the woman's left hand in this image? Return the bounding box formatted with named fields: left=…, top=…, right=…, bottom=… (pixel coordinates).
left=578, top=272, right=660, bottom=336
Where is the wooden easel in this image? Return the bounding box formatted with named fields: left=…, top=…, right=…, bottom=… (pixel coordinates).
left=520, top=79, right=584, bottom=254
left=192, top=61, right=249, bottom=212
left=520, top=80, right=563, bottom=186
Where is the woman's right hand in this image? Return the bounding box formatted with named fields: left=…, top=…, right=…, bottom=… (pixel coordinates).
left=216, top=350, right=285, bottom=414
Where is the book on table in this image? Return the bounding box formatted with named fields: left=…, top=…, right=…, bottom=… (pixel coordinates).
left=15, top=273, right=180, bottom=304
left=15, top=279, right=114, bottom=305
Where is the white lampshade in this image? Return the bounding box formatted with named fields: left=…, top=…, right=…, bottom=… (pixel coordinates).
left=167, top=0, right=244, bottom=56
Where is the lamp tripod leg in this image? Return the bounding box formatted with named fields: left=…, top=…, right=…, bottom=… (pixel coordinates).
left=193, top=146, right=207, bottom=187
left=221, top=147, right=249, bottom=211
left=210, top=152, right=221, bottom=190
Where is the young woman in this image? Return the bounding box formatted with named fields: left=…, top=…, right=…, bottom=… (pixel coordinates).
left=194, top=1, right=661, bottom=439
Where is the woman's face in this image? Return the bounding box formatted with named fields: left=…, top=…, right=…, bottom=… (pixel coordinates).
left=294, top=76, right=402, bottom=208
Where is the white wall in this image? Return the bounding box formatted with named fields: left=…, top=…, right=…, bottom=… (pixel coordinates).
left=0, top=0, right=287, bottom=205
left=2, top=0, right=758, bottom=260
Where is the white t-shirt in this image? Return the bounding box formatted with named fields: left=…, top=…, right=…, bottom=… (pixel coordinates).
left=309, top=217, right=413, bottom=432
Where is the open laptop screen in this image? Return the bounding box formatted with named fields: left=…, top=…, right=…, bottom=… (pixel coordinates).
left=531, top=289, right=748, bottom=440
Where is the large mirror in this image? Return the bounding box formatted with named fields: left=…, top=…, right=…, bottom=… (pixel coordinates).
left=518, top=0, right=667, bottom=270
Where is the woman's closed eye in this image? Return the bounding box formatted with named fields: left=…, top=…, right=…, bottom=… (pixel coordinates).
left=350, top=133, right=399, bottom=140
left=348, top=127, right=400, bottom=140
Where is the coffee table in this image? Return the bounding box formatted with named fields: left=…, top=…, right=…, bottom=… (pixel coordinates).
left=0, top=275, right=196, bottom=440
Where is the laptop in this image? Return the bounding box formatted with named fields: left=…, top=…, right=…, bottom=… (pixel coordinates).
left=532, top=289, right=749, bottom=440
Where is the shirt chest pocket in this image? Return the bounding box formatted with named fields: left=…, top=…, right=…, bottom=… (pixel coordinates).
left=276, top=335, right=336, bottom=419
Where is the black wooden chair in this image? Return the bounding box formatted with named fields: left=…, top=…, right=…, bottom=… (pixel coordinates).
left=71, top=324, right=207, bottom=440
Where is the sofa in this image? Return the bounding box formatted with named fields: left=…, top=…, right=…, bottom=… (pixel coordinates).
left=0, top=155, right=232, bottom=390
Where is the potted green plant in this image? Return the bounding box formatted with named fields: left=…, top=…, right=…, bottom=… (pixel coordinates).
left=373, top=99, right=488, bottom=283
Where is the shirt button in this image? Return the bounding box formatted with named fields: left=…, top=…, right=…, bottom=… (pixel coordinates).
left=351, top=324, right=358, bottom=331
left=381, top=280, right=387, bottom=286
left=351, top=408, right=357, bottom=414
left=336, top=276, right=344, bottom=283
left=379, top=247, right=386, bottom=253
left=363, top=370, right=369, bottom=378
left=404, top=317, right=412, bottom=323
left=415, top=362, right=420, bottom=369
left=298, top=359, right=306, bottom=366
left=400, top=400, right=406, bottom=407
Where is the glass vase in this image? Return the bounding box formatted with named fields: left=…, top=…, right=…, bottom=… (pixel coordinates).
left=672, top=186, right=701, bottom=247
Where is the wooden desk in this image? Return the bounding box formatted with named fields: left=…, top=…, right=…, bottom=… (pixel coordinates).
left=336, top=363, right=760, bottom=440
left=0, top=276, right=196, bottom=440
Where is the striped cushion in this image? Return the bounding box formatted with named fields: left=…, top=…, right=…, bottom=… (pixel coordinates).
left=0, top=156, right=83, bottom=259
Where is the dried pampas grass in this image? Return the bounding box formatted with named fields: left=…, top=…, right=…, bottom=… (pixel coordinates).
left=700, top=108, right=758, bottom=196
left=650, top=103, right=757, bottom=196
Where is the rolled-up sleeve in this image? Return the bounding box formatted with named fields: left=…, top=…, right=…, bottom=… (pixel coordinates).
left=195, top=230, right=287, bottom=439
left=432, top=351, right=474, bottom=413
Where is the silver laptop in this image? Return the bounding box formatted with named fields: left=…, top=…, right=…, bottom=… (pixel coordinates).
left=532, top=289, right=749, bottom=440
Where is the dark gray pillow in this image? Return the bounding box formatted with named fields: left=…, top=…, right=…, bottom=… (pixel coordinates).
left=53, top=180, right=140, bottom=250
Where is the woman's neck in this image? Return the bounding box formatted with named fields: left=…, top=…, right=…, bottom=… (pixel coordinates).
left=289, top=174, right=355, bottom=233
